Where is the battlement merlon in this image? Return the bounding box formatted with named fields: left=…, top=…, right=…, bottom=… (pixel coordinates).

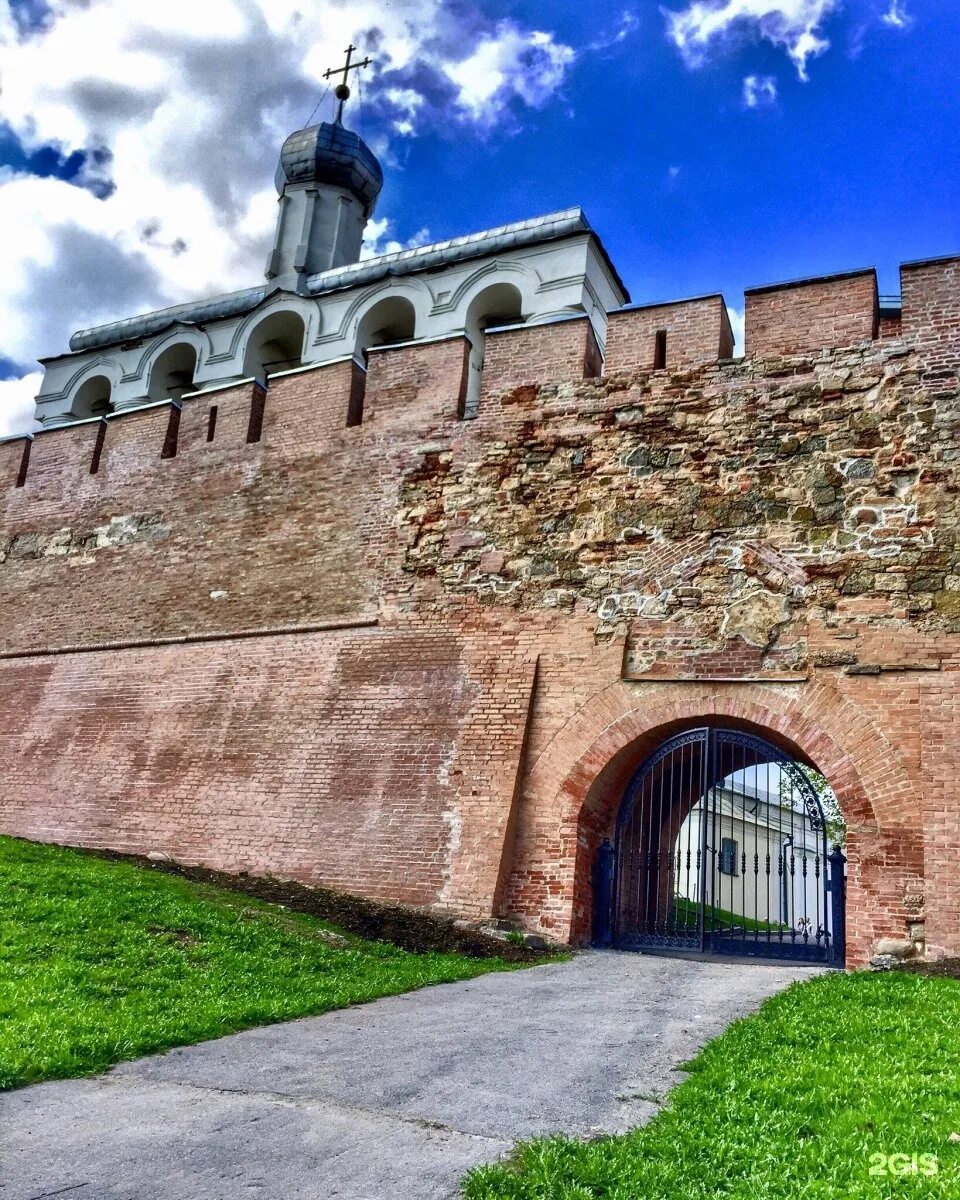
left=33, top=208, right=629, bottom=427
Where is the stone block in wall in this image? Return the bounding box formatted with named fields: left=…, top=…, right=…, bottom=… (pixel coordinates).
left=604, top=294, right=733, bottom=374
left=481, top=315, right=601, bottom=401
left=901, top=255, right=960, bottom=371
left=745, top=268, right=878, bottom=357
left=364, top=335, right=470, bottom=424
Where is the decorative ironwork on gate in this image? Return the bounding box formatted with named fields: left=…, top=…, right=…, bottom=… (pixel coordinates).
left=593, top=727, right=846, bottom=966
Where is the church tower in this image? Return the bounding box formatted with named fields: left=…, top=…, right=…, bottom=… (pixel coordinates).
left=265, top=47, right=383, bottom=288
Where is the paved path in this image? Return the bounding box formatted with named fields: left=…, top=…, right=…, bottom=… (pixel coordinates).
left=1, top=952, right=819, bottom=1200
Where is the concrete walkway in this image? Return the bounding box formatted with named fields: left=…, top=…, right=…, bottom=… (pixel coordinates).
left=1, top=953, right=819, bottom=1200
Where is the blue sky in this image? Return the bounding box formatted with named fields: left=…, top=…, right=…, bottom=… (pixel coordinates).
left=382, top=1, right=957, bottom=303
left=0, top=0, right=956, bottom=433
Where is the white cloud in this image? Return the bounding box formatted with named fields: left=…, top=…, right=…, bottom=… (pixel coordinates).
left=664, top=0, right=837, bottom=80
left=743, top=73, right=778, bottom=106
left=0, top=372, right=42, bottom=439
left=443, top=22, right=575, bottom=127
left=587, top=10, right=641, bottom=53
left=381, top=87, right=424, bottom=137
left=881, top=1, right=913, bottom=30
left=0, top=0, right=578, bottom=432
left=361, top=219, right=432, bottom=259
left=727, top=306, right=745, bottom=356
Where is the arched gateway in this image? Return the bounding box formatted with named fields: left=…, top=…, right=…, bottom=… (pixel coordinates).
left=592, top=727, right=846, bottom=966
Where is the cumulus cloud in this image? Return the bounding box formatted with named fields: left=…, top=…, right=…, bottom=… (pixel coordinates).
left=0, top=0, right=581, bottom=436
left=743, top=73, right=778, bottom=106
left=0, top=372, right=42, bottom=439
left=443, top=22, right=575, bottom=128
left=665, top=0, right=838, bottom=80
left=361, top=218, right=432, bottom=259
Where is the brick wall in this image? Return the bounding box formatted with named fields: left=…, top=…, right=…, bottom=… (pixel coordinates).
left=901, top=256, right=960, bottom=373
left=480, top=316, right=600, bottom=402
left=605, top=295, right=733, bottom=373
left=365, top=335, right=470, bottom=424
left=2, top=265, right=959, bottom=966
left=745, top=269, right=879, bottom=357
left=0, top=369, right=391, bottom=652
left=0, top=624, right=530, bottom=907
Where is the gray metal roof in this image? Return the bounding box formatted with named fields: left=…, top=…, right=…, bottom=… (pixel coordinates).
left=303, top=206, right=627, bottom=297
left=69, top=285, right=270, bottom=353
left=277, top=121, right=383, bottom=215
left=66, top=206, right=628, bottom=356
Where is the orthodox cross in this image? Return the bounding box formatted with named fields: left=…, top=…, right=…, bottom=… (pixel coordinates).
left=323, top=44, right=372, bottom=123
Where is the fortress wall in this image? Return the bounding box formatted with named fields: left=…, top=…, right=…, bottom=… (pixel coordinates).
left=2, top=258, right=960, bottom=962
left=901, top=256, right=960, bottom=371
left=604, top=295, right=734, bottom=373
left=100, top=405, right=178, bottom=482
left=919, top=677, right=960, bottom=960
left=16, top=420, right=103, bottom=505
left=262, top=359, right=364, bottom=450
left=365, top=335, right=470, bottom=424
left=0, top=370, right=391, bottom=654
left=0, top=436, right=31, bottom=487
left=177, top=381, right=261, bottom=453
left=480, top=315, right=601, bottom=402
left=745, top=268, right=879, bottom=356
left=0, top=620, right=535, bottom=910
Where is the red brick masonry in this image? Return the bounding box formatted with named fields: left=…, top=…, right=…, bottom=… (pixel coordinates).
left=2, top=258, right=959, bottom=966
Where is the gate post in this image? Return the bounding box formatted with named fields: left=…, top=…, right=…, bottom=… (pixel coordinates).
left=592, top=839, right=615, bottom=947
left=828, top=845, right=847, bottom=968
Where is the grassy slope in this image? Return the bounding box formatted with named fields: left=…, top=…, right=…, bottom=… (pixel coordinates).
left=465, top=970, right=960, bottom=1198
left=673, top=894, right=786, bottom=933
left=0, top=836, right=510, bottom=1090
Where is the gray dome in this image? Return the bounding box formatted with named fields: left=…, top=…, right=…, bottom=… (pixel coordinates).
left=275, top=121, right=383, bottom=215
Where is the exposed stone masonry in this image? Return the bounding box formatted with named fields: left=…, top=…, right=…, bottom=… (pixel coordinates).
left=400, top=335, right=958, bottom=683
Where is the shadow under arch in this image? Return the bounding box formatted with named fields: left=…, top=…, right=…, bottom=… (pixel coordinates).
left=355, top=294, right=417, bottom=360
left=242, top=309, right=307, bottom=381
left=70, top=373, right=113, bottom=419
left=147, top=342, right=198, bottom=402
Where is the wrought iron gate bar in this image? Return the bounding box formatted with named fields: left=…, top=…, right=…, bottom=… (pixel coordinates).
left=595, top=726, right=845, bottom=967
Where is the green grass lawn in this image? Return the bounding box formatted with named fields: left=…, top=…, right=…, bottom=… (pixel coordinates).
left=0, top=835, right=511, bottom=1091
left=464, top=970, right=960, bottom=1198
left=672, top=894, right=786, bottom=934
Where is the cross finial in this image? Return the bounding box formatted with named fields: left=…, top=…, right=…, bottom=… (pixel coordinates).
left=323, top=44, right=372, bottom=124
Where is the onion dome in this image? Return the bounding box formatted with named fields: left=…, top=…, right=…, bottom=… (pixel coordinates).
left=275, top=121, right=383, bottom=217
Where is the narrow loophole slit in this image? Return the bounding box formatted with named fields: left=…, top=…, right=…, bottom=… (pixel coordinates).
left=15, top=439, right=31, bottom=488
left=89, top=421, right=108, bottom=475
left=654, top=329, right=668, bottom=370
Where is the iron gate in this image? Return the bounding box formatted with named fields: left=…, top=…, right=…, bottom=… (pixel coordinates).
left=593, top=727, right=846, bottom=966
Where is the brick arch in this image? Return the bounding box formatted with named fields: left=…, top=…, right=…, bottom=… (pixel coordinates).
left=502, top=681, right=923, bottom=964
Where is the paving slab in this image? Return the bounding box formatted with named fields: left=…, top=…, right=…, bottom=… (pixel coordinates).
left=0, top=951, right=821, bottom=1200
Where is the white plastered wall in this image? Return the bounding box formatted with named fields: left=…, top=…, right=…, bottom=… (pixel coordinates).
left=34, top=233, right=623, bottom=426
